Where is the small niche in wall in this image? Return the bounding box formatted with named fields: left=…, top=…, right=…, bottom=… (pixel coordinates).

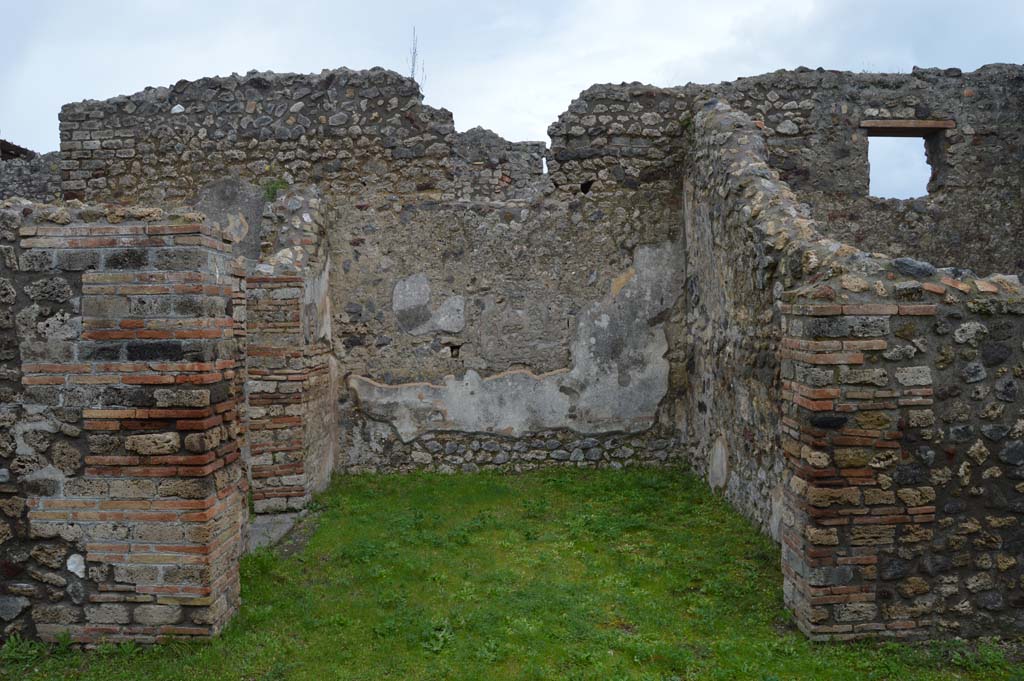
left=868, top=137, right=931, bottom=199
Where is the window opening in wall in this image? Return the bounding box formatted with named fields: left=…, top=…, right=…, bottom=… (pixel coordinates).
left=868, top=136, right=931, bottom=199
left=861, top=118, right=954, bottom=200
left=541, top=156, right=548, bottom=174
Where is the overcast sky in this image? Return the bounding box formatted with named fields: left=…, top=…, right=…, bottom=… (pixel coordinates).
left=2, top=0, right=1021, bottom=197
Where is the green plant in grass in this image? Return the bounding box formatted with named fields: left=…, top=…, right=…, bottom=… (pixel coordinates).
left=0, top=633, right=46, bottom=667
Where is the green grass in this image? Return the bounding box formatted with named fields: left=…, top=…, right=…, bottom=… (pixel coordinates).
left=4, top=469, right=1021, bottom=680
left=262, top=178, right=289, bottom=201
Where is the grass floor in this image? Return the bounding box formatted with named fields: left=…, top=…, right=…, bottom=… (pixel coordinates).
left=3, top=468, right=1021, bottom=680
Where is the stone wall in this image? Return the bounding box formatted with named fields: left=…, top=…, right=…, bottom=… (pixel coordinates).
left=47, top=63, right=1024, bottom=280
left=779, top=264, right=1024, bottom=640
left=673, top=97, right=1024, bottom=639
left=0, top=152, right=62, bottom=203
left=246, top=275, right=336, bottom=512
left=659, top=96, right=1024, bottom=639
left=315, top=77, right=690, bottom=475
left=668, top=102, right=790, bottom=538
left=528, top=64, right=1024, bottom=535
left=245, top=188, right=337, bottom=514
left=342, top=425, right=681, bottom=474
left=2, top=62, right=1022, bottom=643
left=781, top=274, right=1024, bottom=640
left=1, top=201, right=87, bottom=637
left=546, top=66, right=1024, bottom=279
left=57, top=68, right=545, bottom=205
left=707, top=65, right=1024, bottom=278
left=1, top=200, right=248, bottom=642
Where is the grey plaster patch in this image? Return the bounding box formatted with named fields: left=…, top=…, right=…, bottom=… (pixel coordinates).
left=392, top=273, right=465, bottom=335
left=246, top=512, right=300, bottom=552
left=353, top=238, right=682, bottom=441
left=768, top=483, right=785, bottom=542
left=303, top=260, right=332, bottom=343
left=193, top=178, right=266, bottom=261
left=23, top=464, right=65, bottom=489
left=12, top=416, right=60, bottom=459
left=709, top=437, right=730, bottom=491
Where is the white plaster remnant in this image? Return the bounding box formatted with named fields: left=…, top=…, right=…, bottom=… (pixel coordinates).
left=352, top=237, right=683, bottom=441
left=392, top=272, right=465, bottom=335
left=709, top=437, right=730, bottom=490
left=67, top=554, right=86, bottom=578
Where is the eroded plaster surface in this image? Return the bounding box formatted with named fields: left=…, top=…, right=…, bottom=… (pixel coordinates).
left=392, top=273, right=465, bottom=335
left=350, top=236, right=683, bottom=441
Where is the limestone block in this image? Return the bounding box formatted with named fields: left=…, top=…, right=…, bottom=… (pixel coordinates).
left=124, top=432, right=180, bottom=455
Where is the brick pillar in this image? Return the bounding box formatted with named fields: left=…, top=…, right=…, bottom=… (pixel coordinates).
left=779, top=299, right=938, bottom=640
left=246, top=275, right=335, bottom=514
left=21, top=218, right=247, bottom=642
